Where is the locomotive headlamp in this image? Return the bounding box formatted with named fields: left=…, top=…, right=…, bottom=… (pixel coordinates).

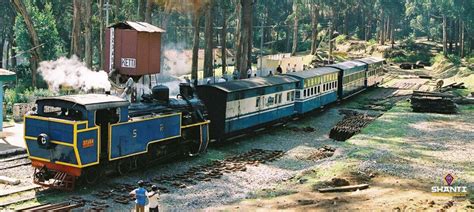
left=37, top=133, right=55, bottom=149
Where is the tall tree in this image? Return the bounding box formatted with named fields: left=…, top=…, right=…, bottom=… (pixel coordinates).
left=234, top=0, right=241, bottom=73
left=145, top=0, right=153, bottom=23
left=138, top=0, right=146, bottom=21
left=310, top=2, right=320, bottom=55
left=84, top=0, right=92, bottom=68
left=99, top=0, right=105, bottom=69
left=221, top=1, right=228, bottom=75
left=71, top=0, right=81, bottom=57
left=191, top=12, right=201, bottom=85
left=204, top=1, right=214, bottom=78
left=11, top=0, right=43, bottom=87
left=291, top=0, right=299, bottom=56
left=237, top=0, right=253, bottom=78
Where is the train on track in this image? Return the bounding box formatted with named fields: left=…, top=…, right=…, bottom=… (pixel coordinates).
left=23, top=21, right=385, bottom=190
left=23, top=57, right=384, bottom=190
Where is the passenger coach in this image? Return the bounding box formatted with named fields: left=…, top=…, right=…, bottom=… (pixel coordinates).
left=356, top=57, right=385, bottom=87
left=197, top=76, right=298, bottom=140
left=329, top=60, right=367, bottom=98
left=285, top=67, right=339, bottom=114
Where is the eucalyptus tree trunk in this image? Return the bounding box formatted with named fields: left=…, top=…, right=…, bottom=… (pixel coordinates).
left=84, top=0, right=92, bottom=68
left=460, top=20, right=464, bottom=58
left=145, top=0, right=153, bottom=23
left=99, top=0, right=104, bottom=69
left=138, top=0, right=146, bottom=21
left=71, top=0, right=82, bottom=57
left=442, top=15, right=447, bottom=56
left=12, top=0, right=43, bottom=87
left=191, top=13, right=201, bottom=85
left=204, top=1, right=214, bottom=78
left=221, top=4, right=227, bottom=75
left=291, top=0, right=298, bottom=56
left=310, top=4, right=319, bottom=55
left=238, top=0, right=253, bottom=78
left=234, top=0, right=241, bottom=72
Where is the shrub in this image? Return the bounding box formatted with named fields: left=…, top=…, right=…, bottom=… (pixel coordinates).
left=446, top=54, right=461, bottom=66
left=367, top=39, right=377, bottom=45
left=335, top=35, right=348, bottom=44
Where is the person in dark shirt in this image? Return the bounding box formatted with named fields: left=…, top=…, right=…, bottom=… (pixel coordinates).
left=276, top=65, right=283, bottom=74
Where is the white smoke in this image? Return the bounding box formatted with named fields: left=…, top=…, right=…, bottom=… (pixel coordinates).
left=162, top=43, right=192, bottom=76
left=38, top=56, right=111, bottom=93
left=158, top=43, right=191, bottom=96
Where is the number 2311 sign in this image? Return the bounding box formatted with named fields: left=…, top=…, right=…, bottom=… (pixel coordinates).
left=121, top=58, right=136, bottom=68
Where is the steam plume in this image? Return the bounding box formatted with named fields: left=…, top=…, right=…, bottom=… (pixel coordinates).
left=38, top=56, right=111, bottom=93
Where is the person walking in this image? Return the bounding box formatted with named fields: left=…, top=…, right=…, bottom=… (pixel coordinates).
left=129, top=180, right=148, bottom=212
left=292, top=64, right=297, bottom=72
left=247, top=67, right=252, bottom=78
left=286, top=63, right=291, bottom=73
left=148, top=185, right=160, bottom=212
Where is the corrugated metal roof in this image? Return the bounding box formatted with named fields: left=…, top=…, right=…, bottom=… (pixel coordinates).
left=328, top=60, right=366, bottom=71
left=109, top=21, right=166, bottom=33
left=37, top=94, right=130, bottom=110
left=355, top=57, right=385, bottom=65
left=201, top=76, right=298, bottom=93
left=285, top=67, right=340, bottom=79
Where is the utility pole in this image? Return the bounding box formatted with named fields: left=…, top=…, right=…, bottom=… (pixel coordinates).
left=104, top=0, right=111, bottom=26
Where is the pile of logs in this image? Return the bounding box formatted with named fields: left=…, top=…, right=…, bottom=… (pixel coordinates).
left=410, top=91, right=458, bottom=114
left=329, top=111, right=377, bottom=141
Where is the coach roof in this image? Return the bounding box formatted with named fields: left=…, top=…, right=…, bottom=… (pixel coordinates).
left=328, top=60, right=366, bottom=71
left=202, top=76, right=298, bottom=93
left=356, top=57, right=385, bottom=64
left=285, top=67, right=340, bottom=79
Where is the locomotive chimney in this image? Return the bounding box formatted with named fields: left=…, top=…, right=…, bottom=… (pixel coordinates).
left=152, top=85, right=169, bottom=103
left=179, top=83, right=194, bottom=99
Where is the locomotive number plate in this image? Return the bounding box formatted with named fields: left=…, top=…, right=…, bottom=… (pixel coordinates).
left=121, top=58, right=136, bottom=68
left=82, top=138, right=94, bottom=148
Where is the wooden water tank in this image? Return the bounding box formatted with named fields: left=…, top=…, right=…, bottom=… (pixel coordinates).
left=104, top=21, right=165, bottom=76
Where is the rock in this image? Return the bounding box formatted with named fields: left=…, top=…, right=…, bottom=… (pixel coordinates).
left=297, top=199, right=316, bottom=205
left=331, top=178, right=350, bottom=187
left=0, top=176, right=20, bottom=185
left=299, top=178, right=308, bottom=184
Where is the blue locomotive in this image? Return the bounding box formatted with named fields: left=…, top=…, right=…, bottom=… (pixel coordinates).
left=24, top=57, right=383, bottom=190
left=25, top=85, right=209, bottom=189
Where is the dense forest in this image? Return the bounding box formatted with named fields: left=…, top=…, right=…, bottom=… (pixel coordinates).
left=0, top=0, right=473, bottom=88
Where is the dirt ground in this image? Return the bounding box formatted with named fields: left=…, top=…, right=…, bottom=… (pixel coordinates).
left=213, top=175, right=471, bottom=211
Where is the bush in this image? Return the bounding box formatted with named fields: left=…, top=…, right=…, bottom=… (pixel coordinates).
left=446, top=54, right=461, bottom=66
left=335, top=35, right=348, bottom=44
left=4, top=87, right=54, bottom=105
left=468, top=57, right=474, bottom=65
left=367, top=39, right=377, bottom=45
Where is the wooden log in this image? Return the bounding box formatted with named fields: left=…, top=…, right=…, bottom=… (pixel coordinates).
left=318, top=184, right=370, bottom=193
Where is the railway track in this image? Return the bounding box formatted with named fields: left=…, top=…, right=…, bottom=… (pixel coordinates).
left=16, top=202, right=84, bottom=211
left=0, top=154, right=32, bottom=171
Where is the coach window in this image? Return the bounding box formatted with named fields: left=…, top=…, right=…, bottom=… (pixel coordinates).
left=303, top=90, right=306, bottom=97
left=287, top=92, right=290, bottom=101
left=256, top=97, right=260, bottom=107
left=295, top=91, right=300, bottom=99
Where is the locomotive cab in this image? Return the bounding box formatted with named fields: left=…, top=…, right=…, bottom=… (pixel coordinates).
left=24, top=94, right=129, bottom=190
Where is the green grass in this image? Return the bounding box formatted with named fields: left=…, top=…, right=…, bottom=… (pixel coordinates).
left=247, top=187, right=297, bottom=199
